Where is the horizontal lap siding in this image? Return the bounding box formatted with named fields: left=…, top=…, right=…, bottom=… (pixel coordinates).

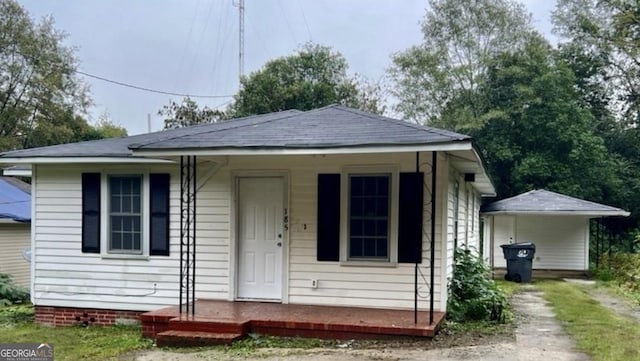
left=33, top=165, right=229, bottom=311
left=491, top=215, right=588, bottom=271
left=515, top=215, right=588, bottom=270
left=0, top=223, right=31, bottom=287
left=288, top=154, right=443, bottom=311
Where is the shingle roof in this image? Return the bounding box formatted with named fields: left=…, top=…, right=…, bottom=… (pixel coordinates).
left=481, top=189, right=629, bottom=216
left=131, top=105, right=469, bottom=150
left=0, top=105, right=469, bottom=158
left=0, top=110, right=302, bottom=158
left=0, top=177, right=30, bottom=222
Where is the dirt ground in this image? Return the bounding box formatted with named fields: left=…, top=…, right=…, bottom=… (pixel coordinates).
left=129, top=285, right=591, bottom=361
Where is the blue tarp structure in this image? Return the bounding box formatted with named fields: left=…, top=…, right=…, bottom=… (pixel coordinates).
left=0, top=177, right=30, bottom=223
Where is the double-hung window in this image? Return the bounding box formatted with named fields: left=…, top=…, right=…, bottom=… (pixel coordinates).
left=348, top=174, right=391, bottom=260
left=108, top=175, right=142, bottom=254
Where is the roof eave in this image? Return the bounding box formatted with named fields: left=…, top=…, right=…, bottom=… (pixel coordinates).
left=481, top=210, right=630, bottom=217
left=0, top=156, right=176, bottom=165
left=129, top=140, right=474, bottom=157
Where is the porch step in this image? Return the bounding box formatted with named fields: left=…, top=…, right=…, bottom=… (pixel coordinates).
left=168, top=318, right=249, bottom=334
left=156, top=330, right=244, bottom=347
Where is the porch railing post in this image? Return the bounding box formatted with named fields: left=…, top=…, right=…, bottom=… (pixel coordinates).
left=179, top=155, right=197, bottom=315
left=429, top=151, right=437, bottom=325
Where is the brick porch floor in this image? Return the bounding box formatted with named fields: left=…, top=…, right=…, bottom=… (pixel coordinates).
left=140, top=300, right=445, bottom=347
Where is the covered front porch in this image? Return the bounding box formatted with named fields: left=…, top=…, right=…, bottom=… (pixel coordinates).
left=141, top=300, right=446, bottom=346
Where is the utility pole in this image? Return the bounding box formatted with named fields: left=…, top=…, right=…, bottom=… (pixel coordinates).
left=238, top=0, right=245, bottom=86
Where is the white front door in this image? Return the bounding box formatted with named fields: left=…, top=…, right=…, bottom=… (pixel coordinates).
left=237, top=177, right=284, bottom=300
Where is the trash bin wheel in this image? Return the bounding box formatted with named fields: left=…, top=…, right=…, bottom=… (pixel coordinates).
left=513, top=274, right=522, bottom=283
left=504, top=274, right=512, bottom=281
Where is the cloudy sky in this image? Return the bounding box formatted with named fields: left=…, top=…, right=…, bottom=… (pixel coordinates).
left=20, top=0, right=558, bottom=135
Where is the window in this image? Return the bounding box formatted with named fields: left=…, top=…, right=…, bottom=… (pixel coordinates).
left=108, top=175, right=142, bottom=254
left=348, top=174, right=390, bottom=260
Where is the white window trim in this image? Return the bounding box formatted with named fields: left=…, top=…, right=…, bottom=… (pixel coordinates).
left=100, top=172, right=150, bottom=259
left=339, top=165, right=399, bottom=265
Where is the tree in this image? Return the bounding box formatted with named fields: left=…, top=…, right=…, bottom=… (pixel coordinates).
left=468, top=35, right=622, bottom=204
left=0, top=0, right=92, bottom=151
left=158, top=97, right=224, bottom=129
left=227, top=44, right=384, bottom=118
left=553, top=0, right=640, bottom=125
left=389, top=0, right=533, bottom=128
left=553, top=0, right=640, bottom=230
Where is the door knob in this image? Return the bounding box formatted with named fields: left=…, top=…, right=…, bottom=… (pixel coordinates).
left=277, top=242, right=282, bottom=247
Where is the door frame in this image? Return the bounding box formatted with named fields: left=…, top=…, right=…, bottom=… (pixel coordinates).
left=229, top=170, right=290, bottom=303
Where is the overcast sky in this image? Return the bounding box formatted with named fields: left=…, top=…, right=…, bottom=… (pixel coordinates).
left=19, top=0, right=558, bottom=135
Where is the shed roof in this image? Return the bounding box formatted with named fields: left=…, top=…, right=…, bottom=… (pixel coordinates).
left=481, top=189, right=629, bottom=217
left=0, top=177, right=30, bottom=223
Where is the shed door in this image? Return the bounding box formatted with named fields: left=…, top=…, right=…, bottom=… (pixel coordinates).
left=237, top=177, right=284, bottom=300
left=493, top=215, right=516, bottom=268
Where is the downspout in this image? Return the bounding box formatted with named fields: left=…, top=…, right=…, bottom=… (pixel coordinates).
left=430, top=151, right=437, bottom=325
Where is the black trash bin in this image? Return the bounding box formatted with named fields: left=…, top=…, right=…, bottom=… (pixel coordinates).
left=500, top=242, right=536, bottom=283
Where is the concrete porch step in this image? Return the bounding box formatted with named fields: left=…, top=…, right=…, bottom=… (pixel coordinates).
left=156, top=330, right=244, bottom=347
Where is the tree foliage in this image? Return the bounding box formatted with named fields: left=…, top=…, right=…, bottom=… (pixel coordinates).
left=158, top=97, right=224, bottom=129
left=0, top=0, right=97, bottom=151
left=389, top=0, right=533, bottom=127
left=553, top=0, right=640, bottom=125
left=227, top=44, right=384, bottom=118
left=469, top=35, right=622, bottom=203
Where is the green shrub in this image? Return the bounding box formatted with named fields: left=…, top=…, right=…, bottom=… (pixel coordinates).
left=0, top=273, right=29, bottom=306
left=596, top=252, right=640, bottom=303
left=447, top=248, right=507, bottom=322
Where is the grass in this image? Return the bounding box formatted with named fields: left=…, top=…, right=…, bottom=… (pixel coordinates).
left=494, top=279, right=522, bottom=297
left=0, top=305, right=153, bottom=361
left=537, top=280, right=640, bottom=361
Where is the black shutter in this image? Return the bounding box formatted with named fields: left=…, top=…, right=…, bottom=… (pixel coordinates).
left=317, top=174, right=340, bottom=261
left=150, top=173, right=170, bottom=256
left=82, top=173, right=101, bottom=253
left=398, top=172, right=424, bottom=263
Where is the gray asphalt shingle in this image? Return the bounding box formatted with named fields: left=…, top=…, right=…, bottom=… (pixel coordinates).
left=0, top=105, right=469, bottom=158
left=481, top=189, right=629, bottom=216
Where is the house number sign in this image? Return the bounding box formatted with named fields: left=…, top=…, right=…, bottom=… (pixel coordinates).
left=283, top=208, right=289, bottom=231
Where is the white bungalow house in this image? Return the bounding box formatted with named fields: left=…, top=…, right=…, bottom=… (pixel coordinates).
left=481, top=189, right=629, bottom=274
left=0, top=105, right=494, bottom=333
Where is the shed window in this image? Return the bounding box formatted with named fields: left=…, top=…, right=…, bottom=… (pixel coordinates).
left=108, top=175, right=142, bottom=254
left=348, top=174, right=390, bottom=260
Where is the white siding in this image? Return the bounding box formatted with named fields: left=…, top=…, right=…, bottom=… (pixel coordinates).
left=492, top=215, right=515, bottom=268
left=0, top=223, right=30, bottom=288
left=32, top=152, right=487, bottom=313
left=32, top=164, right=230, bottom=311
left=229, top=153, right=446, bottom=311
left=490, top=215, right=589, bottom=271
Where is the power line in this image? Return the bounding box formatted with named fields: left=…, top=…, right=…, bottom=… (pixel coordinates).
left=297, top=0, right=313, bottom=42
left=76, top=70, right=234, bottom=99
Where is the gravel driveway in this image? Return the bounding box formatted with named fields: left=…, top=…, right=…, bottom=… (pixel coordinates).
left=130, top=285, right=590, bottom=361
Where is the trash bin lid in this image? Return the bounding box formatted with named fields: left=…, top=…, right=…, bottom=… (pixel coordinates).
left=500, top=242, right=536, bottom=249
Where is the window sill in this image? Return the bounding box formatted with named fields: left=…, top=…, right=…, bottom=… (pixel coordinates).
left=101, top=253, right=149, bottom=261
left=339, top=260, right=398, bottom=268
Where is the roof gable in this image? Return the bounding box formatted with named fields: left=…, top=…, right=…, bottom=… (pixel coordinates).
left=481, top=189, right=629, bottom=216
